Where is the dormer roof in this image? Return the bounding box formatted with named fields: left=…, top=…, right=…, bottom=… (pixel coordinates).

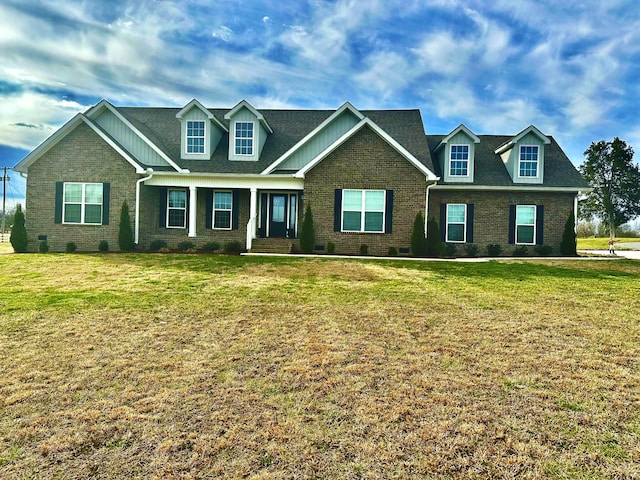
left=224, top=100, right=273, bottom=133
left=435, top=124, right=480, bottom=151
left=495, top=124, right=550, bottom=154
left=176, top=99, right=227, bottom=132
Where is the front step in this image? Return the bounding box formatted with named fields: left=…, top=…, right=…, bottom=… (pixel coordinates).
left=250, top=238, right=295, bottom=254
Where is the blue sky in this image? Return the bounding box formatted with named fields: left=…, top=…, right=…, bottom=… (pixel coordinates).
left=2, top=0, right=640, bottom=207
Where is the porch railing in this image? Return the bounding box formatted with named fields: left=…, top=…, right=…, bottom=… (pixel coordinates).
left=246, top=214, right=256, bottom=251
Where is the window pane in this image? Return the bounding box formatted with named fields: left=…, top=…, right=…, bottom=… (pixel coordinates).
left=84, top=184, right=102, bottom=204
left=516, top=206, right=535, bottom=225
left=64, top=184, right=82, bottom=202
left=342, top=211, right=361, bottom=231
left=451, top=145, right=469, bottom=159
left=448, top=224, right=464, bottom=242
left=365, top=190, right=384, bottom=211
left=214, top=211, right=231, bottom=229
left=168, top=210, right=185, bottom=227
left=84, top=205, right=102, bottom=224
left=447, top=205, right=465, bottom=223
left=450, top=160, right=468, bottom=176
left=364, top=212, right=383, bottom=232
left=289, top=195, right=296, bottom=230
left=272, top=196, right=285, bottom=222
left=517, top=225, right=534, bottom=244
left=343, top=190, right=362, bottom=210
left=214, top=192, right=232, bottom=210
left=168, top=190, right=186, bottom=208
left=64, top=204, right=81, bottom=223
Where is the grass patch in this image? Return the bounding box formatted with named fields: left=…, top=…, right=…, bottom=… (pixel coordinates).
left=0, top=253, right=639, bottom=478
left=577, top=237, right=638, bottom=250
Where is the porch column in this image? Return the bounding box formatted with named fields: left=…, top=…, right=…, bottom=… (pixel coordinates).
left=246, top=188, right=258, bottom=250
left=188, top=186, right=197, bottom=238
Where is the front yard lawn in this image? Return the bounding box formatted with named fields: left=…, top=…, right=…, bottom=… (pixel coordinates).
left=1, top=253, right=639, bottom=479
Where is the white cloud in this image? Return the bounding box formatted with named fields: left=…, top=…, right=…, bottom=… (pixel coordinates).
left=212, top=26, right=233, bottom=42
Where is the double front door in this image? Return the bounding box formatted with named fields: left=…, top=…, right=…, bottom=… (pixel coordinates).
left=260, top=192, right=297, bottom=238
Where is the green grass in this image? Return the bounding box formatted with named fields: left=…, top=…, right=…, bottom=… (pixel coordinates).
left=1, top=252, right=639, bottom=478
left=577, top=237, right=638, bottom=250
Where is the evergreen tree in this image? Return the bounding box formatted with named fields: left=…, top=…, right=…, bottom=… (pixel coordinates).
left=299, top=204, right=315, bottom=253
left=426, top=216, right=443, bottom=257
left=10, top=204, right=28, bottom=253
left=410, top=212, right=427, bottom=257
left=560, top=211, right=577, bottom=256
left=118, top=201, right=135, bottom=251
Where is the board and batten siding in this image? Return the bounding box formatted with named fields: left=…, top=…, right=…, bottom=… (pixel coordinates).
left=276, top=111, right=361, bottom=171
left=93, top=109, right=170, bottom=167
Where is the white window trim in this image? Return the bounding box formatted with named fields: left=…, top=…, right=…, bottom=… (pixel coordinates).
left=167, top=188, right=187, bottom=229
left=449, top=144, right=470, bottom=177
left=516, top=205, right=536, bottom=245
left=185, top=120, right=206, bottom=155
left=212, top=190, right=233, bottom=230
left=445, top=203, right=467, bottom=243
left=518, top=145, right=539, bottom=178
left=234, top=121, right=255, bottom=156
left=341, top=189, right=385, bottom=233
left=62, top=182, right=103, bottom=225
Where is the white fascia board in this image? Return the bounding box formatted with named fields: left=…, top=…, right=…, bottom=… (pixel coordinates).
left=495, top=124, right=550, bottom=155
left=176, top=98, right=227, bottom=132
left=224, top=99, right=273, bottom=133
left=261, top=101, right=365, bottom=174
left=14, top=113, right=145, bottom=174
left=145, top=171, right=304, bottom=190
left=431, top=184, right=591, bottom=193
left=435, top=124, right=480, bottom=152
left=86, top=100, right=185, bottom=172
left=294, top=118, right=438, bottom=181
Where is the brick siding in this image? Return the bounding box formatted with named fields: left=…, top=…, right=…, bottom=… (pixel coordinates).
left=429, top=189, right=576, bottom=255
left=25, top=124, right=139, bottom=252
left=304, top=126, right=427, bottom=256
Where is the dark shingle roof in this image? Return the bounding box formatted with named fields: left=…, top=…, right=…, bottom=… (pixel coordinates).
left=116, top=106, right=434, bottom=175
left=427, top=134, right=589, bottom=188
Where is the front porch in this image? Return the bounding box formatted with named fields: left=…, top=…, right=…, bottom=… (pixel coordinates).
left=138, top=173, right=304, bottom=251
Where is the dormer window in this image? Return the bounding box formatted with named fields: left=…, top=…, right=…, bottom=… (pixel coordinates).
left=449, top=145, right=469, bottom=176
left=234, top=122, right=254, bottom=155
left=186, top=121, right=205, bottom=154
left=519, top=145, right=539, bottom=177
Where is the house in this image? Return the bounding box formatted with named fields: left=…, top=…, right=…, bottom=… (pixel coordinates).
left=13, top=99, right=589, bottom=255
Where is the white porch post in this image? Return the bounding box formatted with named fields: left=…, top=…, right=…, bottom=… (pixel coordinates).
left=188, top=186, right=197, bottom=238
left=246, top=188, right=258, bottom=250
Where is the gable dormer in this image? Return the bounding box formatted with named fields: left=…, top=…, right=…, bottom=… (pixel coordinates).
left=176, top=99, right=226, bottom=160
left=495, top=125, right=550, bottom=184
left=434, top=124, right=480, bottom=183
left=224, top=100, right=273, bottom=161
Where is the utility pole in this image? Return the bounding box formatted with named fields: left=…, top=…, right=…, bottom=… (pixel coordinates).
left=1, top=166, right=8, bottom=237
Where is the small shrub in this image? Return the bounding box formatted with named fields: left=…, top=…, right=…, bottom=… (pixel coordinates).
left=177, top=240, right=195, bottom=252
left=224, top=240, right=243, bottom=253
left=443, top=243, right=457, bottom=257
left=10, top=204, right=28, bottom=253
left=300, top=205, right=315, bottom=253
left=560, top=211, right=577, bottom=256
left=66, top=242, right=77, bottom=253
left=327, top=242, right=336, bottom=254
left=118, top=201, right=135, bottom=251
left=464, top=243, right=479, bottom=257
left=487, top=244, right=503, bottom=256
left=39, top=240, right=49, bottom=253
left=98, top=240, right=109, bottom=252
left=359, top=244, right=368, bottom=255
left=513, top=245, right=528, bottom=256
left=158, top=247, right=171, bottom=253
left=426, top=217, right=443, bottom=257
left=411, top=212, right=427, bottom=257
left=149, top=239, right=168, bottom=251
left=202, top=241, right=220, bottom=252
left=387, top=246, right=398, bottom=256
left=534, top=244, right=553, bottom=256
